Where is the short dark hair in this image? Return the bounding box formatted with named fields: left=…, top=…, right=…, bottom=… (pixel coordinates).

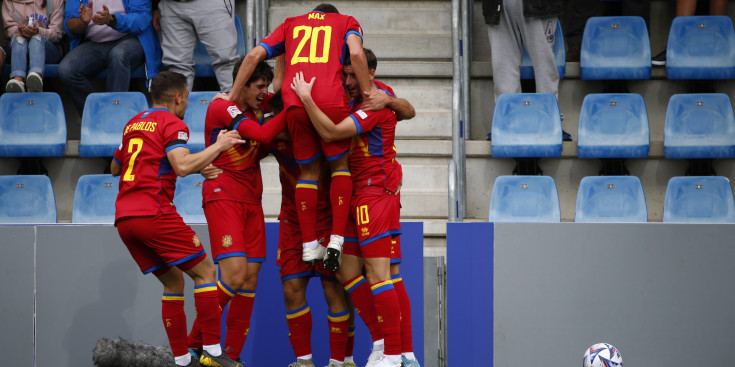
left=267, top=91, right=284, bottom=115
left=232, top=58, right=274, bottom=87
left=150, top=71, right=187, bottom=104
left=344, top=48, right=377, bottom=71
left=313, top=3, right=339, bottom=13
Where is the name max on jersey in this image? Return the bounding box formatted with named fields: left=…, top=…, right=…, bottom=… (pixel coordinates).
left=308, top=12, right=326, bottom=20
left=124, top=121, right=157, bottom=134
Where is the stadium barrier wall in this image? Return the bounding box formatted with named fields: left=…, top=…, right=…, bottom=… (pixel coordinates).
left=0, top=222, right=424, bottom=367
left=447, top=222, right=735, bottom=367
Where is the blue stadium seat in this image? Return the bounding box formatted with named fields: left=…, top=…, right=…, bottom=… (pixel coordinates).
left=575, top=176, right=647, bottom=222
left=2, top=63, right=144, bottom=79
left=491, top=93, right=562, bottom=158
left=0, top=175, right=56, bottom=224
left=174, top=174, right=206, bottom=224
left=194, top=15, right=247, bottom=78
left=663, top=176, right=735, bottom=223
left=666, top=16, right=735, bottom=80
left=664, top=93, right=735, bottom=159
left=79, top=92, right=149, bottom=157
left=0, top=93, right=66, bottom=157
left=72, top=174, right=119, bottom=224
left=580, top=16, right=651, bottom=80
left=489, top=175, right=560, bottom=222
left=521, top=20, right=566, bottom=80
left=184, top=92, right=219, bottom=153
left=577, top=93, right=649, bottom=158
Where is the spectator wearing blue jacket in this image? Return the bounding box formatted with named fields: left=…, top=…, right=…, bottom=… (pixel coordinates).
left=59, top=0, right=162, bottom=115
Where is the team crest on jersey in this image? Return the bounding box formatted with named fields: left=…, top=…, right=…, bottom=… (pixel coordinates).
left=192, top=235, right=201, bottom=247
left=222, top=235, right=233, bottom=247
left=227, top=105, right=242, bottom=118
left=178, top=131, right=189, bottom=141
left=356, top=110, right=368, bottom=120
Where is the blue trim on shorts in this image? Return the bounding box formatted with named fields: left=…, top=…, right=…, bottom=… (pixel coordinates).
left=168, top=250, right=205, bottom=267
left=390, top=258, right=402, bottom=264
left=325, top=148, right=349, bottom=161
left=142, top=262, right=165, bottom=274
left=316, top=272, right=338, bottom=283
left=359, top=230, right=392, bottom=247
left=295, top=151, right=324, bottom=164
left=248, top=257, right=266, bottom=263
left=214, top=252, right=247, bottom=264
left=282, top=270, right=314, bottom=281
left=344, top=237, right=359, bottom=243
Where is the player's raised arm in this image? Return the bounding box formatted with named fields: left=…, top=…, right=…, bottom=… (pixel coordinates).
left=167, top=129, right=245, bottom=176
left=228, top=45, right=268, bottom=103
left=346, top=34, right=376, bottom=99
left=291, top=72, right=357, bottom=142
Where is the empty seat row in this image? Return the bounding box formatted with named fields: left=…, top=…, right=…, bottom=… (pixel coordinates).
left=488, top=175, right=735, bottom=223
left=581, top=15, right=735, bottom=80
left=491, top=92, right=735, bottom=160
left=0, top=174, right=207, bottom=224
left=0, top=91, right=218, bottom=158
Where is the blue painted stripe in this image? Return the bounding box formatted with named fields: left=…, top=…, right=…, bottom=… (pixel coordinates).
left=168, top=250, right=205, bottom=267
left=282, top=271, right=314, bottom=281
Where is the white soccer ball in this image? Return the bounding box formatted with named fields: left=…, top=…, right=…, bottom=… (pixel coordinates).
left=583, top=343, right=623, bottom=367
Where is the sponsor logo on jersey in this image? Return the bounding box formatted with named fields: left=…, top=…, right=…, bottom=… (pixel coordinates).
left=361, top=227, right=370, bottom=237
left=222, top=235, right=233, bottom=247
left=192, top=235, right=201, bottom=247
left=227, top=105, right=242, bottom=118
left=178, top=131, right=189, bottom=141
left=356, top=109, right=368, bottom=119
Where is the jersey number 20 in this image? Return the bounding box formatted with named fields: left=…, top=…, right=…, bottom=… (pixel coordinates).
left=123, top=138, right=143, bottom=182
left=291, top=25, right=332, bottom=65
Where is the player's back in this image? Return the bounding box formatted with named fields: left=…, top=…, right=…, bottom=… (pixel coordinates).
left=115, top=108, right=190, bottom=221
left=260, top=10, right=362, bottom=110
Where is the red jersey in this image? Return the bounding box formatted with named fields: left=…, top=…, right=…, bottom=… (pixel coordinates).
left=258, top=10, right=362, bottom=110
left=114, top=108, right=190, bottom=222
left=347, top=106, right=400, bottom=193
left=203, top=98, right=283, bottom=204
left=267, top=139, right=331, bottom=224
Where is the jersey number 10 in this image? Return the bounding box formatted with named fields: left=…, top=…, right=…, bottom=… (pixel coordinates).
left=291, top=25, right=332, bottom=65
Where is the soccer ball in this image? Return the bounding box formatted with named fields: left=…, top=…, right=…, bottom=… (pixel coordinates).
left=583, top=343, right=623, bottom=367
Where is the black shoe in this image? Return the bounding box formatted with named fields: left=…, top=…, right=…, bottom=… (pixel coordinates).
left=563, top=130, right=573, bottom=142
left=199, top=350, right=243, bottom=367
left=652, top=49, right=666, bottom=66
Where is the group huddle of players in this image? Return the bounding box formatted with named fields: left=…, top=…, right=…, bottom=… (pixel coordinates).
left=110, top=3, right=418, bottom=367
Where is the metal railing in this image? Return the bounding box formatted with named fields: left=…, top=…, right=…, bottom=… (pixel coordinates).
left=450, top=0, right=472, bottom=222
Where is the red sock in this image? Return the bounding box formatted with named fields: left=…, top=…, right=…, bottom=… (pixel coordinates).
left=392, top=274, right=414, bottom=353
left=224, top=289, right=256, bottom=359
left=193, top=283, right=221, bottom=347
left=371, top=280, right=402, bottom=356
left=327, top=310, right=349, bottom=361
left=162, top=294, right=188, bottom=357
left=286, top=304, right=312, bottom=358
left=295, top=181, right=319, bottom=243
left=346, top=323, right=355, bottom=359
left=188, top=281, right=235, bottom=348
left=330, top=171, right=352, bottom=237
left=343, top=275, right=381, bottom=342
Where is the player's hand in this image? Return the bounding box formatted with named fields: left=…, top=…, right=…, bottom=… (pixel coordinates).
left=79, top=1, right=94, bottom=23
left=152, top=9, right=161, bottom=32
left=290, top=71, right=315, bottom=102
left=200, top=164, right=223, bottom=180
left=214, top=129, right=247, bottom=151
left=360, top=88, right=391, bottom=112
left=92, top=4, right=111, bottom=26
left=212, top=92, right=230, bottom=102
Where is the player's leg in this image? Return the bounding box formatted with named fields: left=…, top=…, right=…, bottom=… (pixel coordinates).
left=154, top=267, right=194, bottom=366
left=283, top=277, right=315, bottom=366
left=321, top=276, right=350, bottom=366
left=390, top=260, right=419, bottom=367
left=343, top=296, right=357, bottom=367
left=288, top=107, right=328, bottom=264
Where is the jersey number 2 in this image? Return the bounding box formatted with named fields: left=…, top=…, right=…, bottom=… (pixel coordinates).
left=123, top=138, right=143, bottom=182
left=291, top=25, right=332, bottom=65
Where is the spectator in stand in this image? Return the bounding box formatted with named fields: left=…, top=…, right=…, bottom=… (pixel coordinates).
left=651, top=0, right=728, bottom=66
left=152, top=0, right=238, bottom=92
left=483, top=0, right=571, bottom=141
left=59, top=0, right=161, bottom=115
left=564, top=0, right=650, bottom=63
left=2, top=0, right=65, bottom=92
